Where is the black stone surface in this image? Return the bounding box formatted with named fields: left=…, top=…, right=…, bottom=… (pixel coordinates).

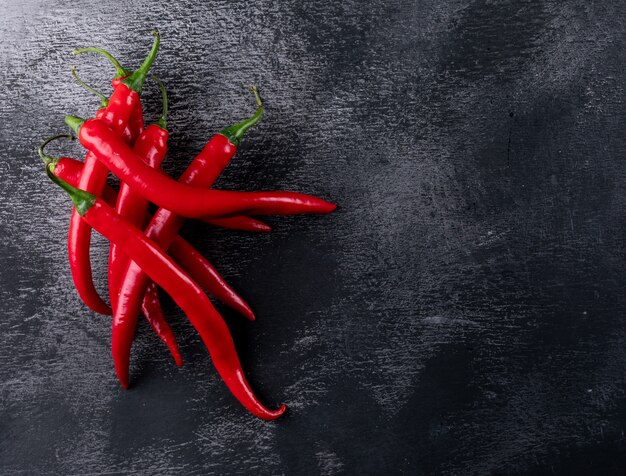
left=1, top=1, right=626, bottom=474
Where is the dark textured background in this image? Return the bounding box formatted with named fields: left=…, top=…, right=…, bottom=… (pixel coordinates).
left=1, top=0, right=625, bottom=474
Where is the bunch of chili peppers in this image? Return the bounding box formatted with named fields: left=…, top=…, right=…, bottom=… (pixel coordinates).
left=38, top=31, right=335, bottom=420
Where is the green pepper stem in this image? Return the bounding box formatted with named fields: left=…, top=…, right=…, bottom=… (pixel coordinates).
left=71, top=47, right=130, bottom=79
left=152, top=76, right=168, bottom=130
left=38, top=134, right=73, bottom=169
left=219, top=86, right=263, bottom=147
left=45, top=166, right=96, bottom=216
left=65, top=116, right=86, bottom=136
left=71, top=66, right=109, bottom=107
left=122, top=30, right=160, bottom=94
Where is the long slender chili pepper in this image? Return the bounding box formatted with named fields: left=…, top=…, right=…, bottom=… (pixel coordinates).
left=112, top=88, right=271, bottom=387
left=67, top=32, right=160, bottom=315
left=42, top=141, right=257, bottom=323
left=65, top=119, right=337, bottom=219
left=46, top=168, right=286, bottom=420
left=142, top=281, right=182, bottom=367
left=109, top=78, right=169, bottom=313
left=105, top=78, right=183, bottom=365
left=39, top=135, right=181, bottom=366
left=69, top=68, right=150, bottom=310
left=168, top=238, right=254, bottom=320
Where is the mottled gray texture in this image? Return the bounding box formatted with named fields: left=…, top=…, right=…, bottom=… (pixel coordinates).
left=1, top=0, right=625, bottom=474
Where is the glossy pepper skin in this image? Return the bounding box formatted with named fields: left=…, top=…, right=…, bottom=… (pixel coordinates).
left=67, top=32, right=160, bottom=315
left=67, top=117, right=337, bottom=219
left=50, top=155, right=255, bottom=323
left=72, top=48, right=144, bottom=147
left=106, top=98, right=150, bottom=310
left=65, top=79, right=138, bottom=313
left=111, top=78, right=144, bottom=141
left=48, top=170, right=286, bottom=420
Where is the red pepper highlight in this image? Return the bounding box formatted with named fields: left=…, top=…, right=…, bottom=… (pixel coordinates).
left=66, top=33, right=160, bottom=315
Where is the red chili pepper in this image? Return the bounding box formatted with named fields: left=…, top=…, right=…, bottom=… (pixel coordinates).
left=53, top=156, right=270, bottom=232
left=111, top=89, right=271, bottom=386
left=141, top=282, right=182, bottom=367
left=65, top=119, right=336, bottom=218
left=44, top=143, right=257, bottom=324
left=108, top=78, right=169, bottom=314
left=39, top=136, right=182, bottom=365
left=70, top=67, right=136, bottom=146
left=201, top=216, right=271, bottom=233
left=47, top=169, right=286, bottom=420
left=67, top=32, right=160, bottom=315
left=106, top=79, right=256, bottom=325
left=168, top=237, right=254, bottom=321
left=71, top=55, right=145, bottom=313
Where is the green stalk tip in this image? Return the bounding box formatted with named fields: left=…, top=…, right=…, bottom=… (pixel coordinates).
left=71, top=65, right=108, bottom=107
left=219, top=86, right=264, bottom=147
left=71, top=47, right=129, bottom=79
left=122, top=30, right=160, bottom=93
left=65, top=116, right=85, bottom=136
left=251, top=85, right=262, bottom=107
left=38, top=134, right=73, bottom=168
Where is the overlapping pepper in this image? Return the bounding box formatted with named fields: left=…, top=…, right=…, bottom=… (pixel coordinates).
left=39, top=31, right=335, bottom=420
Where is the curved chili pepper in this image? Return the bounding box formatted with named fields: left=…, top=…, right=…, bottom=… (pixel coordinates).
left=65, top=118, right=336, bottom=218
left=168, top=237, right=255, bottom=321
left=47, top=169, right=286, bottom=420
left=109, top=78, right=169, bottom=313
left=112, top=89, right=270, bottom=386
left=67, top=106, right=115, bottom=315
left=39, top=136, right=182, bottom=365
left=141, top=282, right=182, bottom=367
left=67, top=32, right=159, bottom=315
